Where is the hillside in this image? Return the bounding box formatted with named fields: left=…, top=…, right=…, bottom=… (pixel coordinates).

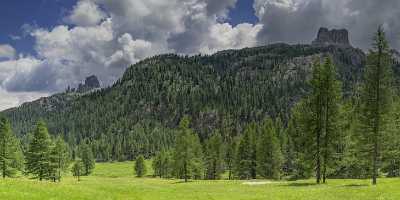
left=3, top=39, right=399, bottom=161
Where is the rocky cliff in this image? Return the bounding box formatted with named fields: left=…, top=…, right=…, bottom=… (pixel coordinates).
left=312, top=27, right=350, bottom=46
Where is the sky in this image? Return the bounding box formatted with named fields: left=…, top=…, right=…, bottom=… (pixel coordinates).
left=0, top=0, right=400, bottom=111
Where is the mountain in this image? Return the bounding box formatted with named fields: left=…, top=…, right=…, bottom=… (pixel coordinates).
left=2, top=28, right=399, bottom=160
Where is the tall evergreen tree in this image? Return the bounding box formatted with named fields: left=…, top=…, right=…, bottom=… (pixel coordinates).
left=172, top=116, right=203, bottom=182
left=26, top=120, right=52, bottom=181
left=235, top=123, right=257, bottom=179
left=50, top=136, right=70, bottom=182
left=358, top=27, right=394, bottom=185
left=256, top=118, right=283, bottom=179
left=321, top=57, right=342, bottom=183
left=0, top=116, right=20, bottom=178
left=135, top=155, right=147, bottom=177
left=80, top=143, right=95, bottom=176
left=309, top=59, right=325, bottom=184
left=225, top=137, right=238, bottom=180
left=72, top=159, right=84, bottom=181
left=204, top=131, right=225, bottom=180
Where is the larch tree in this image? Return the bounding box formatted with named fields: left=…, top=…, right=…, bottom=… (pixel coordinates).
left=358, top=27, right=394, bottom=185
left=204, top=131, right=225, bottom=180
left=80, top=142, right=95, bottom=176
left=173, top=116, right=203, bottom=182
left=256, top=118, right=283, bottom=179
left=26, top=120, right=52, bottom=181
left=235, top=123, right=257, bottom=179
left=135, top=155, right=147, bottom=177
left=0, top=116, right=20, bottom=178
left=50, top=136, right=70, bottom=182
left=321, top=56, right=342, bottom=183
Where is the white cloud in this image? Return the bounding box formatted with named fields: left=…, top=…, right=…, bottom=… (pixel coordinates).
left=0, top=44, right=16, bottom=59
left=199, top=23, right=263, bottom=54
left=65, top=0, right=107, bottom=27
left=0, top=87, right=48, bottom=111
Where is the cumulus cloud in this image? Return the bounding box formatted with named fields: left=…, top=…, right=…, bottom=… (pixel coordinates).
left=0, top=44, right=16, bottom=59
left=200, top=23, right=263, bottom=54
left=65, top=0, right=107, bottom=27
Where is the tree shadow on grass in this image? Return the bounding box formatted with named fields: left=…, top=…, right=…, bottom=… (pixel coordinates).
left=281, top=182, right=318, bottom=187
left=172, top=180, right=194, bottom=184
left=340, top=184, right=369, bottom=188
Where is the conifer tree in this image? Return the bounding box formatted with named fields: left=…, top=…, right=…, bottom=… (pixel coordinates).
left=358, top=27, right=394, bottom=185
left=235, top=123, right=257, bottom=179
left=135, top=155, right=147, bottom=177
left=50, top=136, right=70, bottom=182
left=256, top=118, right=283, bottom=179
left=26, top=120, right=52, bottom=181
left=321, top=57, right=342, bottom=183
left=80, top=143, right=95, bottom=176
left=0, top=116, right=20, bottom=178
left=153, top=150, right=173, bottom=178
left=204, top=131, right=225, bottom=180
left=72, top=159, right=84, bottom=181
left=172, top=116, right=203, bottom=182
left=225, top=137, right=238, bottom=180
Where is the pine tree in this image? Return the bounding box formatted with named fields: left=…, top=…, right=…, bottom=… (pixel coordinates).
left=235, top=123, right=257, bottom=179
left=358, top=27, right=394, bottom=185
left=135, top=155, right=147, bottom=177
left=204, top=131, right=225, bottom=180
left=225, top=137, right=238, bottom=180
left=72, top=159, right=84, bottom=181
left=26, top=120, right=52, bottom=181
left=0, top=116, right=20, bottom=178
left=50, top=136, right=70, bottom=182
left=256, top=118, right=283, bottom=179
left=80, top=143, right=95, bottom=176
left=172, top=116, right=203, bottom=182
left=153, top=150, right=172, bottom=178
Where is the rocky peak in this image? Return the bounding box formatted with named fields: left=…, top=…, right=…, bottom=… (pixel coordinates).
left=84, top=75, right=101, bottom=89
left=312, top=27, right=350, bottom=46
left=66, top=75, right=101, bottom=93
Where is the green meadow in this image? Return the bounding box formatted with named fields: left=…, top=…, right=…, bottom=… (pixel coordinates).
left=0, top=161, right=398, bottom=200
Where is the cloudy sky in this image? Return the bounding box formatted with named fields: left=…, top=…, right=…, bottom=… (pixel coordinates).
left=0, top=0, right=399, bottom=111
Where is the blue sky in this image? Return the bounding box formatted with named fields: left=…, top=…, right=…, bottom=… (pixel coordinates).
left=0, top=0, right=258, bottom=56
left=0, top=0, right=77, bottom=55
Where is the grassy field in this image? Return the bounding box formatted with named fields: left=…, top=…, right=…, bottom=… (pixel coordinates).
left=0, top=162, right=399, bottom=200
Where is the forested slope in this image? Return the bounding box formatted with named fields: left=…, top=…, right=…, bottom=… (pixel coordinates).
left=4, top=43, right=396, bottom=161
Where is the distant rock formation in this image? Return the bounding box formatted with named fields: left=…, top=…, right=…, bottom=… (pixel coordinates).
left=312, top=27, right=350, bottom=46
left=66, top=75, right=101, bottom=93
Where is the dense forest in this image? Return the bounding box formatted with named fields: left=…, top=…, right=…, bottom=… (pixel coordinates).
left=1, top=28, right=400, bottom=184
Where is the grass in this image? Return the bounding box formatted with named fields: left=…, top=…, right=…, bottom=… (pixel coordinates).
left=0, top=162, right=399, bottom=200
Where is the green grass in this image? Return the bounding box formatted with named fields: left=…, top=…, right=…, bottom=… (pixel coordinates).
left=0, top=162, right=399, bottom=200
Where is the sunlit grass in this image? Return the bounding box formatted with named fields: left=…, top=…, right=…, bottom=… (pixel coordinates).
left=0, top=161, right=398, bottom=200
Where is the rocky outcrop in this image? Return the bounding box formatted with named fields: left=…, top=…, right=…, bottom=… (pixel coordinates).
left=312, top=27, right=350, bottom=46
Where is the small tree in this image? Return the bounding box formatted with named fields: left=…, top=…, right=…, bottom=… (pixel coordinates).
left=72, top=159, right=84, bottom=181
left=153, top=150, right=172, bottom=178
left=135, top=155, right=146, bottom=177
left=80, top=143, right=95, bottom=176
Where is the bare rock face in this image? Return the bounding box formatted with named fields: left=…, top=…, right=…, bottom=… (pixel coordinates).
left=312, top=27, right=350, bottom=46
left=85, top=75, right=101, bottom=89
left=77, top=75, right=101, bottom=93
